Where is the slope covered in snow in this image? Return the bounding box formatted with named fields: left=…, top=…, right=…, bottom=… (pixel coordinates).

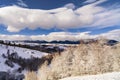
left=0, top=53, right=20, bottom=72
left=0, top=44, right=48, bottom=72
left=60, top=72, right=120, bottom=80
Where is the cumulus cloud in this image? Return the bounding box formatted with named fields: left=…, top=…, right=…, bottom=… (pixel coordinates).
left=0, top=29, right=120, bottom=41
left=26, top=30, right=120, bottom=41
left=0, top=0, right=120, bottom=32
left=30, top=31, right=96, bottom=41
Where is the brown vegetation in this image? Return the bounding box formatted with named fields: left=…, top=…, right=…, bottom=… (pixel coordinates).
left=25, top=71, right=38, bottom=80
left=25, top=40, right=120, bottom=80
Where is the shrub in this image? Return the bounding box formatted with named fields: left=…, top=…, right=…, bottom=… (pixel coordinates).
left=25, top=71, right=38, bottom=80
left=26, top=40, right=120, bottom=80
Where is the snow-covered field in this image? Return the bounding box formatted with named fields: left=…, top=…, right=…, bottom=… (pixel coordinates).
left=0, top=44, right=48, bottom=72
left=60, top=72, right=120, bottom=80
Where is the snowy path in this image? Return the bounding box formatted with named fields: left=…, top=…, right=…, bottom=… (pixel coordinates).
left=60, top=72, right=120, bottom=80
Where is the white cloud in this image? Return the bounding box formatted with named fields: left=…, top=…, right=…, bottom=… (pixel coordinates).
left=90, top=7, right=120, bottom=28
left=84, top=0, right=97, bottom=3
left=64, top=3, right=76, bottom=9
left=100, top=29, right=120, bottom=41
left=0, top=34, right=30, bottom=40
left=0, top=29, right=120, bottom=41
left=0, top=0, right=120, bottom=32
left=17, top=0, right=28, bottom=7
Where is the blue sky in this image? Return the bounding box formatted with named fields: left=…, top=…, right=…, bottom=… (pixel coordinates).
left=0, top=0, right=120, bottom=41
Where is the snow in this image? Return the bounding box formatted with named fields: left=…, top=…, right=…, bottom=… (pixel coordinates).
left=0, top=44, right=48, bottom=59
left=0, top=44, right=48, bottom=72
left=60, top=72, right=120, bottom=80
left=0, top=52, right=20, bottom=72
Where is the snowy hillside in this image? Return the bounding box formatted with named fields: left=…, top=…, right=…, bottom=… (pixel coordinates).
left=0, top=44, right=48, bottom=72
left=0, top=54, right=20, bottom=72
left=60, top=72, right=120, bottom=80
